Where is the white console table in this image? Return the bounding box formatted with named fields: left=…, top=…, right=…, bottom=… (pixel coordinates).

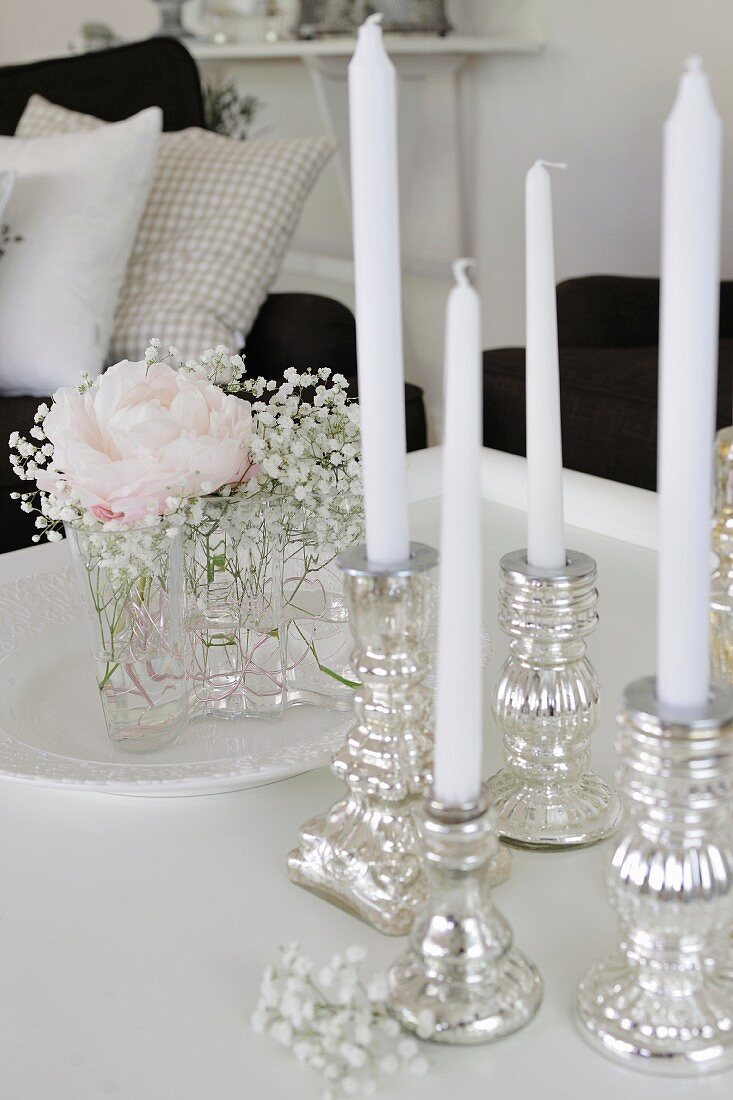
left=190, top=34, right=541, bottom=283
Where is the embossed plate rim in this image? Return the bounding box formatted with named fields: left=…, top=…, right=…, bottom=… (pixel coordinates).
left=0, top=567, right=350, bottom=797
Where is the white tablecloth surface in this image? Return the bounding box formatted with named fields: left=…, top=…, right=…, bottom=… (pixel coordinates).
left=0, top=449, right=726, bottom=1099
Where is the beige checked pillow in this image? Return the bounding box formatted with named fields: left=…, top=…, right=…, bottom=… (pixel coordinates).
left=17, top=95, right=335, bottom=361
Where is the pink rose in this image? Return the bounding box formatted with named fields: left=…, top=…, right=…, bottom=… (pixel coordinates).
left=37, top=359, right=253, bottom=523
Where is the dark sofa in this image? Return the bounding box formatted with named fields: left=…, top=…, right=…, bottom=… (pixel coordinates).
left=0, top=37, right=427, bottom=554
left=483, top=275, right=733, bottom=492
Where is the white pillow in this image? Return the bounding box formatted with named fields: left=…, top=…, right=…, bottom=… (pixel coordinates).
left=0, top=107, right=161, bottom=395
left=17, top=95, right=335, bottom=362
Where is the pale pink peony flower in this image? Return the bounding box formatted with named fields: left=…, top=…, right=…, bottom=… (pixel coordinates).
left=37, top=359, right=253, bottom=524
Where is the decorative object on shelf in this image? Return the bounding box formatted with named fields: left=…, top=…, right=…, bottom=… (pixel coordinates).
left=80, top=21, right=119, bottom=51
left=575, top=677, right=733, bottom=1074
left=201, top=0, right=284, bottom=44
left=251, top=943, right=430, bottom=1095
left=202, top=81, right=261, bottom=140
left=287, top=542, right=439, bottom=935
left=65, top=523, right=188, bottom=751
left=710, top=425, right=733, bottom=684
left=488, top=550, right=621, bottom=848
left=263, top=0, right=285, bottom=41
left=150, top=0, right=196, bottom=39
left=388, top=789, right=542, bottom=1043
left=295, top=0, right=451, bottom=38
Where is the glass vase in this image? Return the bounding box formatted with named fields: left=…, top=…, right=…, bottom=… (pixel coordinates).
left=282, top=504, right=361, bottom=711
left=65, top=523, right=188, bottom=752
left=711, top=425, right=733, bottom=684
left=184, top=494, right=287, bottom=719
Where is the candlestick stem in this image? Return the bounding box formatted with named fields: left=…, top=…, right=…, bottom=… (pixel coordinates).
left=387, top=787, right=542, bottom=1043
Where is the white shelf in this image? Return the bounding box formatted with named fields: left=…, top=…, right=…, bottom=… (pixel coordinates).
left=189, top=34, right=542, bottom=62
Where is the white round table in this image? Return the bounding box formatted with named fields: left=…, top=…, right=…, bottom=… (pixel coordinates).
left=1, top=449, right=722, bottom=1099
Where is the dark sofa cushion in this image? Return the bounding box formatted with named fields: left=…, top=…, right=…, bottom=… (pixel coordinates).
left=483, top=339, right=733, bottom=492
left=557, top=275, right=733, bottom=348
left=246, top=293, right=427, bottom=453
left=0, top=395, right=45, bottom=553
left=0, top=38, right=204, bottom=136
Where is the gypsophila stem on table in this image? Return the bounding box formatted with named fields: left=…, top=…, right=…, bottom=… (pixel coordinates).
left=251, top=944, right=431, bottom=1098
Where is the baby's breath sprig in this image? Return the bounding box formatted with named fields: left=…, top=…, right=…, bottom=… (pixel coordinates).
left=252, top=943, right=432, bottom=1098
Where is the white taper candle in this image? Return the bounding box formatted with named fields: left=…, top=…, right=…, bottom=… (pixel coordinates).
left=657, top=57, right=722, bottom=709
left=433, top=259, right=484, bottom=807
left=348, top=13, right=410, bottom=567
left=525, top=160, right=566, bottom=570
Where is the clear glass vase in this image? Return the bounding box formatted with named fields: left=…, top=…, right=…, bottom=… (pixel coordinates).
left=711, top=426, right=733, bottom=684
left=281, top=503, right=361, bottom=711
left=65, top=523, right=188, bottom=752
left=184, top=494, right=287, bottom=719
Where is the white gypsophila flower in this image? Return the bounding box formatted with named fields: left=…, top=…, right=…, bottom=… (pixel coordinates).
left=251, top=944, right=429, bottom=1098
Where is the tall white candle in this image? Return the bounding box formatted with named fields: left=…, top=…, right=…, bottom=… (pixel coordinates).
left=348, top=14, right=410, bottom=567
left=433, top=260, right=483, bottom=807
left=657, top=57, right=722, bottom=709
left=525, top=160, right=566, bottom=570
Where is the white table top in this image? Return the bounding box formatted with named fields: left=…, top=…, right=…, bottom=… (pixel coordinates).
left=0, top=448, right=723, bottom=1099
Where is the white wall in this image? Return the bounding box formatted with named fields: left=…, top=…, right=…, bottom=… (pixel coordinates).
left=2, top=0, right=733, bottom=431
left=466, top=0, right=733, bottom=350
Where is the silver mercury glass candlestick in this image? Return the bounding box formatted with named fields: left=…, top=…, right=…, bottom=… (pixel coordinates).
left=288, top=543, right=513, bottom=936
left=487, top=549, right=621, bottom=848
left=387, top=786, right=542, bottom=1043
left=710, top=426, right=733, bottom=684
left=576, top=676, right=733, bottom=1074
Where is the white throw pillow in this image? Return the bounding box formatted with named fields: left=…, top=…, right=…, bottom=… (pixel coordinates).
left=0, top=107, right=161, bottom=395
left=17, top=95, right=336, bottom=362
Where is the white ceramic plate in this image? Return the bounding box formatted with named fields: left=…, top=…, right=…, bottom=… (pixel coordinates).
left=0, top=568, right=351, bottom=797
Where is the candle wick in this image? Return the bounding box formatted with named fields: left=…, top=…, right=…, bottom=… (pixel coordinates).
left=535, top=160, right=567, bottom=171
left=685, top=55, right=703, bottom=73
left=453, top=258, right=476, bottom=286
left=365, top=12, right=383, bottom=25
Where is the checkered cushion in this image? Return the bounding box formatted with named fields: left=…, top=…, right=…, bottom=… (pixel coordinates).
left=17, top=95, right=335, bottom=361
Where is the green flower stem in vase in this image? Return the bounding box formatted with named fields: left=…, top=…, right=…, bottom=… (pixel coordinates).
left=282, top=503, right=362, bottom=710
left=65, top=523, right=189, bottom=752
left=184, top=493, right=288, bottom=719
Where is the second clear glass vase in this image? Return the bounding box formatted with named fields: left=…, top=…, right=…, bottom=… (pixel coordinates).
left=184, top=494, right=287, bottom=719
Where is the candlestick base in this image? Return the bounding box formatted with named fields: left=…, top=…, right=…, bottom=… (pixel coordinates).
left=289, top=544, right=512, bottom=936
left=387, top=790, right=542, bottom=1043
left=487, top=550, right=621, bottom=849
left=576, top=678, right=733, bottom=1075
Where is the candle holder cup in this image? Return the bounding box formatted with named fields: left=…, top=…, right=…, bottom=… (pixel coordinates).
left=576, top=677, right=733, bottom=1074
left=288, top=542, right=510, bottom=937
left=387, top=787, right=542, bottom=1043
left=487, top=549, right=621, bottom=848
